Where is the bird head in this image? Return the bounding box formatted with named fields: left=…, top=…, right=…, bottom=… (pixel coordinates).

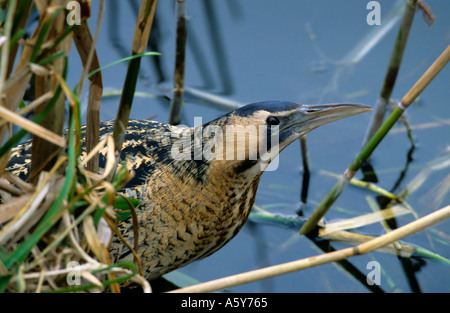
left=195, top=101, right=372, bottom=175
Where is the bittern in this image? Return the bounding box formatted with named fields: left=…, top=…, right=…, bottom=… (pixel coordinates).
left=8, top=101, right=370, bottom=281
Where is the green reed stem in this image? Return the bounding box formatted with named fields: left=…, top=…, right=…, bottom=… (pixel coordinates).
left=299, top=44, right=450, bottom=235
left=112, top=0, right=158, bottom=154
left=362, top=0, right=417, bottom=147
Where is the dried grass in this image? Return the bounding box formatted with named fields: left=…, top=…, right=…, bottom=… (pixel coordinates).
left=0, top=0, right=448, bottom=293
left=0, top=0, right=152, bottom=293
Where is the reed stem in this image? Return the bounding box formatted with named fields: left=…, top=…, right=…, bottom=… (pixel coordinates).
left=299, top=44, right=450, bottom=235
left=169, top=0, right=187, bottom=126
left=112, top=0, right=158, bottom=154
left=362, top=0, right=417, bottom=147
left=170, top=204, right=450, bottom=293
left=73, top=0, right=104, bottom=172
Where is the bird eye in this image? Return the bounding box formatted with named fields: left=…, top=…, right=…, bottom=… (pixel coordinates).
left=266, top=116, right=280, bottom=126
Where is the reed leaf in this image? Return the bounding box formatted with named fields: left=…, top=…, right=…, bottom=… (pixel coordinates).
left=112, top=0, right=158, bottom=156
left=1, top=110, right=77, bottom=271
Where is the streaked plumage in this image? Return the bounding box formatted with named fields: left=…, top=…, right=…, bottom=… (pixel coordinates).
left=7, top=101, right=370, bottom=280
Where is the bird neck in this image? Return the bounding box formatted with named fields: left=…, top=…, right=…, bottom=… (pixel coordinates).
left=206, top=159, right=262, bottom=223
left=192, top=161, right=262, bottom=253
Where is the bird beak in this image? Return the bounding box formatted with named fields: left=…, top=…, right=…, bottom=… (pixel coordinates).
left=288, top=103, right=372, bottom=135
left=277, top=103, right=372, bottom=148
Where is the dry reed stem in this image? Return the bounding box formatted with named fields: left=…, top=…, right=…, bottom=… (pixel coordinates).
left=183, top=87, right=243, bottom=110
left=103, top=213, right=144, bottom=277
left=0, top=91, right=54, bottom=128
left=0, top=2, right=44, bottom=153
left=170, top=205, right=450, bottom=293
left=0, top=1, right=148, bottom=293
left=299, top=44, right=450, bottom=235
left=401, top=44, right=450, bottom=107
left=0, top=105, right=65, bottom=148
left=0, top=194, right=33, bottom=224
left=5, top=1, right=33, bottom=78
left=79, top=134, right=115, bottom=181
left=25, top=193, right=101, bottom=271
left=31, top=3, right=71, bottom=178
left=169, top=0, right=187, bottom=125
left=10, top=261, right=151, bottom=293
left=0, top=156, right=66, bottom=243
left=320, top=169, right=400, bottom=200
left=366, top=196, right=402, bottom=250
left=62, top=210, right=98, bottom=265
left=0, top=182, right=49, bottom=243
left=0, top=0, right=17, bottom=97
left=319, top=204, right=412, bottom=236
left=0, top=178, right=25, bottom=197
left=112, top=0, right=158, bottom=163
left=4, top=171, right=34, bottom=192
left=73, top=0, right=104, bottom=172
left=318, top=229, right=415, bottom=258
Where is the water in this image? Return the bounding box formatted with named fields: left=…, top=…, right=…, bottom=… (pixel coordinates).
left=74, top=0, right=449, bottom=292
